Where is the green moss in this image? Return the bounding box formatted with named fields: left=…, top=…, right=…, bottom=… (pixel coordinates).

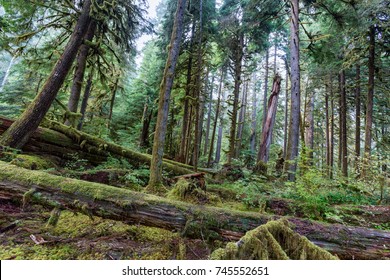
left=167, top=178, right=221, bottom=205
left=210, top=220, right=338, bottom=260
left=10, top=154, right=55, bottom=170
left=22, top=188, right=36, bottom=210
left=46, top=208, right=61, bottom=227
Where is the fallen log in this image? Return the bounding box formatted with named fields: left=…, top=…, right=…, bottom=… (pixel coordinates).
left=0, top=117, right=202, bottom=176
left=1, top=162, right=389, bottom=259
left=43, top=119, right=216, bottom=175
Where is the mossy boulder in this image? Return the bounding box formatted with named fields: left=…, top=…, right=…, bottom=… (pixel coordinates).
left=210, top=219, right=338, bottom=260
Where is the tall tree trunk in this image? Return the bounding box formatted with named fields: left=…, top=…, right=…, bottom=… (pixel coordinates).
left=283, top=61, right=289, bottom=159
left=0, top=54, right=16, bottom=92
left=325, top=88, right=330, bottom=177
left=193, top=0, right=203, bottom=171
left=77, top=68, right=93, bottom=131
left=338, top=74, right=342, bottom=171
left=177, top=18, right=196, bottom=163
left=108, top=77, right=119, bottom=128
left=304, top=89, right=314, bottom=163
left=208, top=68, right=225, bottom=167
left=355, top=64, right=361, bottom=174
left=362, top=26, right=375, bottom=178
left=285, top=0, right=301, bottom=181
left=139, top=100, right=153, bottom=148
left=273, top=40, right=277, bottom=75
left=215, top=85, right=227, bottom=164
left=0, top=0, right=93, bottom=148
left=148, top=0, right=187, bottom=188
left=340, top=70, right=348, bottom=177
left=330, top=75, right=335, bottom=179
left=250, top=75, right=258, bottom=158
left=65, top=21, right=96, bottom=125
left=262, top=48, right=270, bottom=131
left=203, top=74, right=214, bottom=156
left=257, top=74, right=281, bottom=164
left=235, top=80, right=248, bottom=158
left=226, top=33, right=244, bottom=165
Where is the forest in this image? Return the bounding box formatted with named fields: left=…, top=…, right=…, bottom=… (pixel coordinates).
left=0, top=0, right=389, bottom=260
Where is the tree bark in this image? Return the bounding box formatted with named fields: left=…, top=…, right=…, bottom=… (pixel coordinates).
left=325, top=89, right=330, bottom=177
left=304, top=88, right=314, bottom=163
left=203, top=74, right=214, bottom=156
left=0, top=0, right=93, bottom=148
left=1, top=162, right=389, bottom=260
left=148, top=0, right=188, bottom=188
left=250, top=76, right=258, bottom=158
left=139, top=100, right=153, bottom=148
left=330, top=75, right=335, bottom=179
left=283, top=67, right=289, bottom=160
left=340, top=70, right=348, bottom=177
left=65, top=21, right=96, bottom=126
left=285, top=0, right=301, bottom=181
left=235, top=80, right=248, bottom=158
left=355, top=64, right=361, bottom=174
left=77, top=68, right=93, bottom=131
left=177, top=18, right=196, bottom=163
left=193, top=0, right=204, bottom=171
left=257, top=74, right=281, bottom=164
left=227, top=33, right=244, bottom=165
left=362, top=26, right=375, bottom=178
left=262, top=48, right=270, bottom=132
left=208, top=68, right=225, bottom=167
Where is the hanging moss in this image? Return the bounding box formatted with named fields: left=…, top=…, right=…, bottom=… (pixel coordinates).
left=210, top=219, right=338, bottom=260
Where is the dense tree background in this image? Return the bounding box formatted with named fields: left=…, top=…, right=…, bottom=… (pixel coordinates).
left=0, top=0, right=389, bottom=186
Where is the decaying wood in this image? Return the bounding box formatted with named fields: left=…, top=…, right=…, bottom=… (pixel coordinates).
left=0, top=161, right=389, bottom=260
left=0, top=117, right=213, bottom=176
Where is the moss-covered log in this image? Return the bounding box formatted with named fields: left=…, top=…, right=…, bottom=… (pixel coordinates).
left=0, top=161, right=389, bottom=260
left=1, top=117, right=208, bottom=176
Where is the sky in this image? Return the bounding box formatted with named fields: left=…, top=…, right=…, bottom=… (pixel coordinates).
left=135, top=0, right=161, bottom=66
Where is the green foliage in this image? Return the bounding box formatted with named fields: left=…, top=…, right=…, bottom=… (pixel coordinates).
left=123, top=167, right=150, bottom=186
left=64, top=153, right=89, bottom=172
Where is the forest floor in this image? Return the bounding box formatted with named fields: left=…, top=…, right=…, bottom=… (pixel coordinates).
left=1, top=156, right=389, bottom=260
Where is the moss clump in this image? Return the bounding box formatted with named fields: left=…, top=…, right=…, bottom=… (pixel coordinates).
left=253, top=160, right=268, bottom=175
left=210, top=220, right=338, bottom=260
left=168, top=178, right=221, bottom=205
left=46, top=208, right=61, bottom=227
left=10, top=154, right=55, bottom=170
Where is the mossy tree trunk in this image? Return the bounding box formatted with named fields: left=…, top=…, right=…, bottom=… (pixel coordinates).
left=355, top=64, right=361, bottom=174
left=285, top=0, right=301, bottom=181
left=1, top=161, right=390, bottom=260
left=0, top=0, right=93, bottom=149
left=207, top=68, right=225, bottom=167
left=339, top=70, right=348, bottom=177
left=362, top=26, right=375, bottom=179
left=177, top=18, right=196, bottom=164
left=148, top=0, right=188, bottom=189
left=77, top=68, right=94, bottom=131
left=65, top=21, right=97, bottom=126
left=226, top=32, right=244, bottom=165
